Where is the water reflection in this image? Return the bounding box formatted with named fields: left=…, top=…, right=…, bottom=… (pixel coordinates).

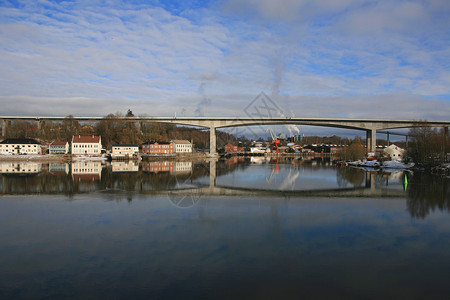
left=0, top=158, right=448, bottom=218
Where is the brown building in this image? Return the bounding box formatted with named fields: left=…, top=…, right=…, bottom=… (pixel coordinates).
left=142, top=141, right=174, bottom=154
left=224, top=143, right=245, bottom=152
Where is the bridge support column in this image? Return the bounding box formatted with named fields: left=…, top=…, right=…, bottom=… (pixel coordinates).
left=37, top=120, right=43, bottom=135
left=1, top=120, right=5, bottom=137
left=366, top=129, right=376, bottom=154
left=209, top=126, right=217, bottom=156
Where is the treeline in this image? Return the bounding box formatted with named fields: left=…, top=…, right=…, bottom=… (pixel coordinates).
left=405, top=122, right=449, bottom=167
left=1, top=110, right=240, bottom=150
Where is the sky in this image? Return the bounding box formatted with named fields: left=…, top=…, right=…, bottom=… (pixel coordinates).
left=0, top=0, right=449, bottom=136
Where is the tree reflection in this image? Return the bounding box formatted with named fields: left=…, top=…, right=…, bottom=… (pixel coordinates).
left=336, top=167, right=365, bottom=188
left=406, top=173, right=450, bottom=218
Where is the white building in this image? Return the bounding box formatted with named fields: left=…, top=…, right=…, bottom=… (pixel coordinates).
left=71, top=135, right=102, bottom=155
left=110, top=144, right=139, bottom=159
left=49, top=141, right=69, bottom=154
left=171, top=140, right=192, bottom=153
left=0, top=138, right=41, bottom=155
left=383, top=144, right=405, bottom=160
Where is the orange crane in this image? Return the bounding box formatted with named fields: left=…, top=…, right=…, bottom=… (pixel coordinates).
left=266, top=127, right=280, bottom=153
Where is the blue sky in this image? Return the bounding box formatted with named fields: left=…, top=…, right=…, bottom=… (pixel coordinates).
left=0, top=0, right=449, bottom=129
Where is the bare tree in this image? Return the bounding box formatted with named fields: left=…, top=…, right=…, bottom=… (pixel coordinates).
left=405, top=122, right=449, bottom=167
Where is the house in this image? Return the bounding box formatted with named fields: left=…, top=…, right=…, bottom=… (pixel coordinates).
left=383, top=144, right=405, bottom=160
left=71, top=135, right=102, bottom=155
left=49, top=141, right=69, bottom=154
left=0, top=138, right=41, bottom=155
left=110, top=144, right=139, bottom=159
left=171, top=140, right=192, bottom=153
left=142, top=141, right=174, bottom=154
left=224, top=143, right=245, bottom=152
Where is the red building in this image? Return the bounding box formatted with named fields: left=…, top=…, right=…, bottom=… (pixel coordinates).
left=142, top=161, right=174, bottom=173
left=142, top=141, right=174, bottom=154
left=224, top=143, right=245, bottom=152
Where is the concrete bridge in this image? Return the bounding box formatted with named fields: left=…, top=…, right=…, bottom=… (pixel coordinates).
left=1, top=116, right=449, bottom=155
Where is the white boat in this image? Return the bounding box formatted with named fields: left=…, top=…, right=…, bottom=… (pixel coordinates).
left=250, top=146, right=270, bottom=154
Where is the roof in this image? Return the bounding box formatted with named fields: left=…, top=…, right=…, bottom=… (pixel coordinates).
left=142, top=141, right=172, bottom=145
left=111, top=144, right=139, bottom=147
left=0, top=138, right=41, bottom=145
left=50, top=141, right=68, bottom=146
left=171, top=140, right=191, bottom=144
left=72, top=135, right=101, bottom=143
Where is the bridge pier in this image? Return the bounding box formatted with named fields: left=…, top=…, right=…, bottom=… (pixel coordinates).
left=209, top=126, right=217, bottom=156
left=366, top=129, right=377, bottom=154
left=1, top=120, right=5, bottom=137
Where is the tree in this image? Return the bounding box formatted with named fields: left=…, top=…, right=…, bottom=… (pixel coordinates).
left=405, top=122, right=449, bottom=167
left=342, top=140, right=366, bottom=161
left=62, top=115, right=80, bottom=142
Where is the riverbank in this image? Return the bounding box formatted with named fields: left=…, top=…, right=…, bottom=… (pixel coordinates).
left=0, top=152, right=211, bottom=163
left=0, top=154, right=67, bottom=162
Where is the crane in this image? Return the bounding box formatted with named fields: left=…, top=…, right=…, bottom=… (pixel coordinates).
left=266, top=127, right=280, bottom=153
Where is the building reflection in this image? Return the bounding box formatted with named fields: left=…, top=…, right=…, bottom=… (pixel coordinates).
left=0, top=159, right=448, bottom=219
left=49, top=163, right=69, bottom=175
left=0, top=162, right=42, bottom=175
left=142, top=161, right=192, bottom=175
left=111, top=161, right=139, bottom=173
left=71, top=161, right=102, bottom=181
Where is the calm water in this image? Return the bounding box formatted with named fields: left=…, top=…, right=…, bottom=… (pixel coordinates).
left=0, top=157, right=449, bottom=299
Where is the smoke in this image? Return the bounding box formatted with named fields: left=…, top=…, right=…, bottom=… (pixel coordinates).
left=270, top=55, right=301, bottom=137
left=194, top=74, right=216, bottom=117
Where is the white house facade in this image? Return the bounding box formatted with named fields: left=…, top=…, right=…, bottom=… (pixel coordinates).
left=0, top=138, right=41, bottom=155
left=110, top=144, right=139, bottom=159
left=383, top=144, right=405, bottom=160
left=71, top=135, right=102, bottom=155
left=171, top=140, right=192, bottom=153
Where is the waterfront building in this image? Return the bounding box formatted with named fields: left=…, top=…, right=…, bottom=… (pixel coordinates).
left=224, top=143, right=245, bottom=153
left=0, top=138, right=41, bottom=155
left=383, top=144, right=405, bottom=160
left=71, top=135, right=102, bottom=155
left=110, top=144, right=139, bottom=159
left=142, top=141, right=174, bottom=154
left=49, top=141, right=69, bottom=154
left=171, top=140, right=192, bottom=153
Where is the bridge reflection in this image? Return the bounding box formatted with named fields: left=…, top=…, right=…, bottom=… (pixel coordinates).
left=166, top=160, right=406, bottom=204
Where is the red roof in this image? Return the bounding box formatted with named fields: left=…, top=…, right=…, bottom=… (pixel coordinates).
left=72, top=135, right=100, bottom=143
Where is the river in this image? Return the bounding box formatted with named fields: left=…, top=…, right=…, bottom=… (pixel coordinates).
left=0, top=157, right=449, bottom=299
